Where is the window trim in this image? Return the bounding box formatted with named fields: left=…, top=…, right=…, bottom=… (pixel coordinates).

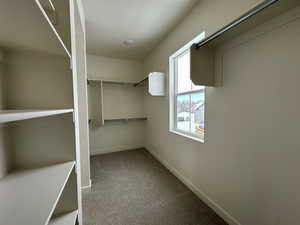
left=169, top=32, right=206, bottom=143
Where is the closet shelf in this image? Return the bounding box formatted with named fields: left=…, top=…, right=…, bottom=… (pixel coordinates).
left=87, top=79, right=136, bottom=86
left=104, top=116, right=147, bottom=122
left=49, top=210, right=78, bottom=225
left=35, top=0, right=71, bottom=58
left=0, top=161, right=75, bottom=225
left=89, top=116, right=147, bottom=124
left=0, top=109, right=74, bottom=123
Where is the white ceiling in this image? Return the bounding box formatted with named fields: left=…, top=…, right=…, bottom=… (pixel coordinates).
left=83, top=0, right=199, bottom=59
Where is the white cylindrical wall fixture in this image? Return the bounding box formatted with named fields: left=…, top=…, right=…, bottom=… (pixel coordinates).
left=148, top=72, right=165, bottom=96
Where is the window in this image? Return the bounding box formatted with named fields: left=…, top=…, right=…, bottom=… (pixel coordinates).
left=169, top=32, right=205, bottom=142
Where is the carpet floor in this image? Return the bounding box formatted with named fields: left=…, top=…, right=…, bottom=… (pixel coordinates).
left=82, top=149, right=228, bottom=225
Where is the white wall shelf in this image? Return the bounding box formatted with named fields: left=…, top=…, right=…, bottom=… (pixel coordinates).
left=0, top=161, right=75, bottom=225
left=0, top=109, right=74, bottom=123
left=104, top=116, right=147, bottom=122
left=88, top=79, right=136, bottom=86
left=49, top=210, right=78, bottom=225
left=88, top=79, right=146, bottom=126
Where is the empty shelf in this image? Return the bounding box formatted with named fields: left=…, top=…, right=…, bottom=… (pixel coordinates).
left=0, top=161, right=75, bottom=225
left=49, top=211, right=78, bottom=225
left=103, top=80, right=136, bottom=85
left=0, top=109, right=74, bottom=123
left=87, top=79, right=136, bottom=86
left=104, top=117, right=147, bottom=122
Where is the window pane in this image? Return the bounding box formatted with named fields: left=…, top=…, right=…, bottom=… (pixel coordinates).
left=191, top=91, right=205, bottom=137
left=170, top=31, right=206, bottom=142
left=176, top=94, right=190, bottom=133
left=177, top=51, right=192, bottom=93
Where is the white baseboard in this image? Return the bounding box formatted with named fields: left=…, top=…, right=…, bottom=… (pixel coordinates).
left=146, top=146, right=241, bottom=225
left=90, top=144, right=145, bottom=155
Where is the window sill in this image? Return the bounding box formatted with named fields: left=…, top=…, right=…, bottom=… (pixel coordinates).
left=170, top=129, right=204, bottom=143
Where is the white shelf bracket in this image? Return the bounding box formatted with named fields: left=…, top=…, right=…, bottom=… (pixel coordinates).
left=72, top=111, right=75, bottom=123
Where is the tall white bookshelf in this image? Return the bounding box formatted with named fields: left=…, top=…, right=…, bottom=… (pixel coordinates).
left=0, top=0, right=89, bottom=225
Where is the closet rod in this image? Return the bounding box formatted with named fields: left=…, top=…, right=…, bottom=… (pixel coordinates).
left=134, top=77, right=148, bottom=87
left=88, top=78, right=148, bottom=87
left=87, top=79, right=135, bottom=86
left=195, top=0, right=278, bottom=49
left=105, top=117, right=147, bottom=122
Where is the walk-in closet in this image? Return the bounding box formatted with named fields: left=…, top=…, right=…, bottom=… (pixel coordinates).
left=2, top=0, right=300, bottom=225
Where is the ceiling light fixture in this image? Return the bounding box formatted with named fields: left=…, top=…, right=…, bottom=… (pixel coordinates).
left=123, top=39, right=134, bottom=46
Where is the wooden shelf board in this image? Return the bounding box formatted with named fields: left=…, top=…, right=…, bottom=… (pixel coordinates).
left=0, top=109, right=74, bottom=123
left=49, top=210, right=78, bottom=225
left=0, top=161, right=75, bottom=225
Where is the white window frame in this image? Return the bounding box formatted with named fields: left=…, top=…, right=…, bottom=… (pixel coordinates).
left=169, top=32, right=206, bottom=143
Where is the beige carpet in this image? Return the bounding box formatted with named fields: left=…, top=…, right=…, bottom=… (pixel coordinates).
left=82, top=149, right=228, bottom=225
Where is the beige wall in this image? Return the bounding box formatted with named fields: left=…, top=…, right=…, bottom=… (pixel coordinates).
left=87, top=54, right=146, bottom=155
left=5, top=51, right=73, bottom=109
left=87, top=54, right=144, bottom=82
left=144, top=1, right=300, bottom=225
left=0, top=49, right=11, bottom=179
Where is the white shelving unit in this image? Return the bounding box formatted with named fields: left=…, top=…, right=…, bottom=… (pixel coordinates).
left=0, top=162, right=75, bottom=225
left=88, top=79, right=136, bottom=86
left=87, top=79, right=147, bottom=125
left=0, top=0, right=89, bottom=225
left=104, top=117, right=147, bottom=122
